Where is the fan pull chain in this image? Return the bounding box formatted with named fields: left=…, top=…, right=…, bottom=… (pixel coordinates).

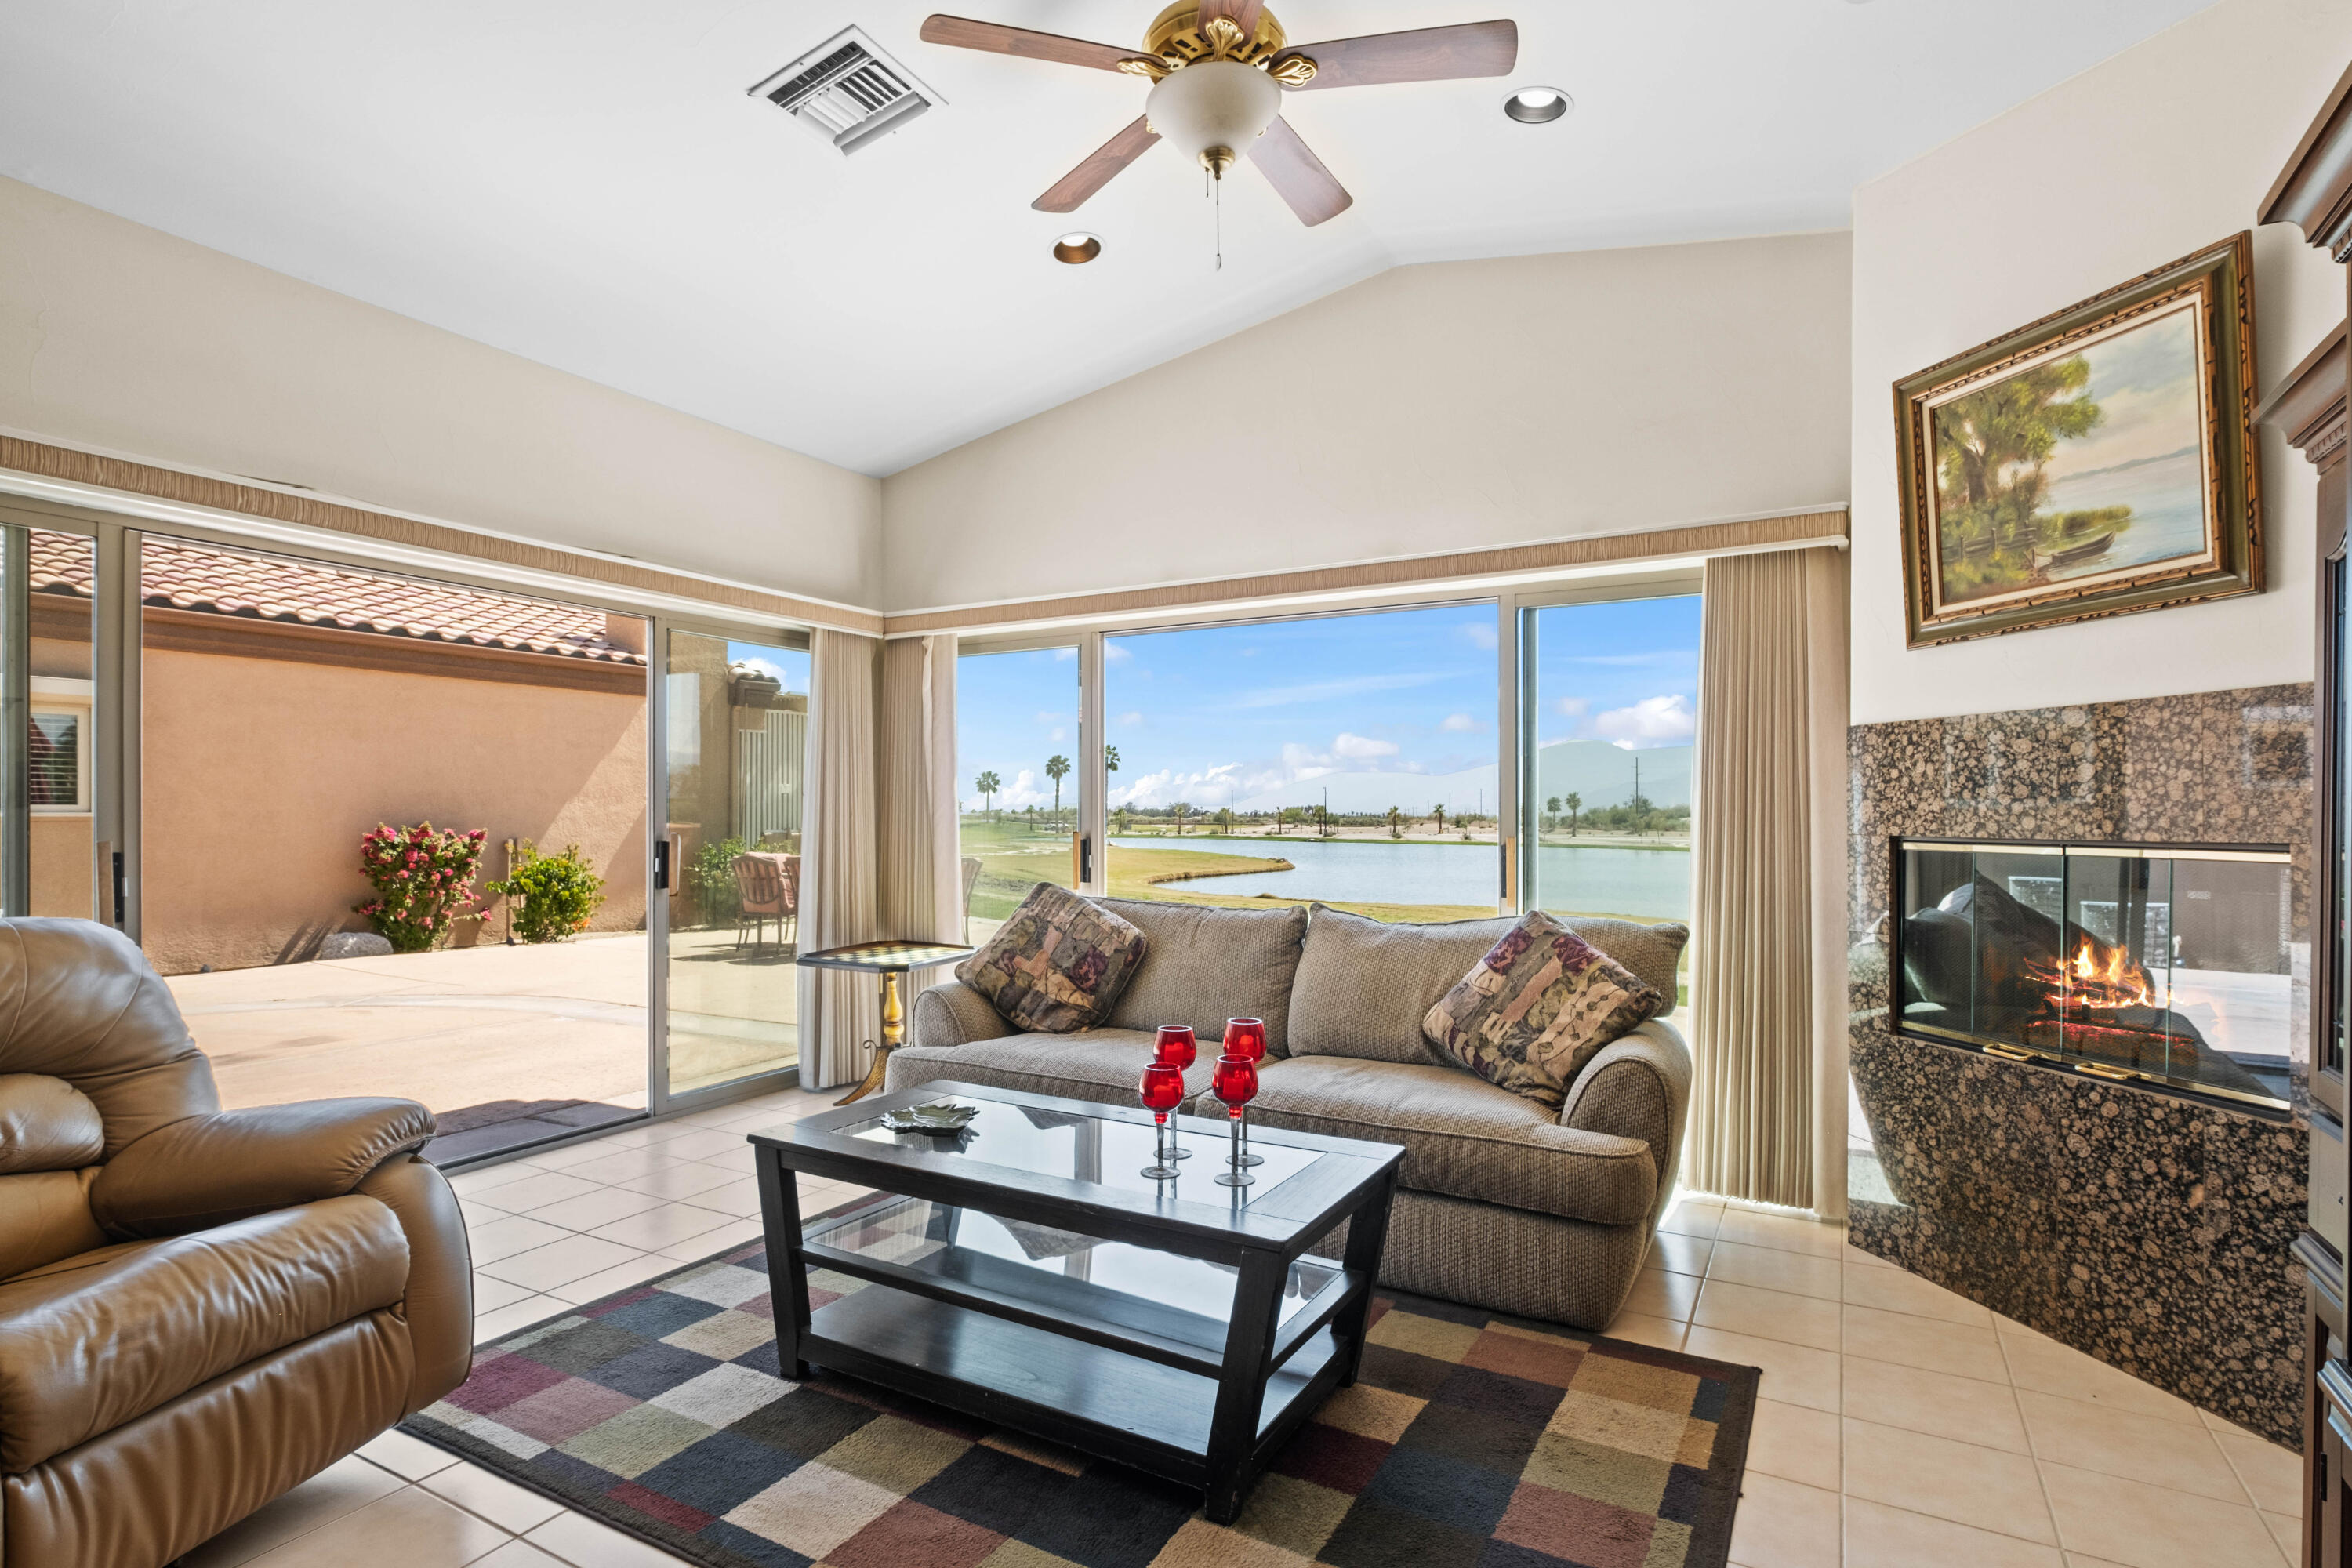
left=1214, top=172, right=1223, bottom=272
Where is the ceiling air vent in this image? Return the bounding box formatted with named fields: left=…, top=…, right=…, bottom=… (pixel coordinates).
left=747, top=27, right=942, bottom=155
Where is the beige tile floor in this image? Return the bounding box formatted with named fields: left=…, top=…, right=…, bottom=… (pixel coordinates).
left=185, top=1094, right=2305, bottom=1568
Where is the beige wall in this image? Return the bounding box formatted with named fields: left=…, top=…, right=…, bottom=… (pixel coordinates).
left=140, top=645, right=647, bottom=975
left=1848, top=0, right=2352, bottom=725
left=880, top=232, right=1853, bottom=612
left=0, top=175, right=883, bottom=608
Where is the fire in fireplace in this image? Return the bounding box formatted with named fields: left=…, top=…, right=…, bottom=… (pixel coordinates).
left=1891, top=838, right=2294, bottom=1114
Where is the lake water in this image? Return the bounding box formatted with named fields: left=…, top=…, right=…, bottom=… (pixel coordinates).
left=1109, top=836, right=1691, bottom=921
left=2042, top=446, right=2207, bottom=583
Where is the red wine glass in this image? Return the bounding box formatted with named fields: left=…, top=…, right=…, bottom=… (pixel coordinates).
left=1155, top=1024, right=1198, bottom=1068
left=1221, top=1020, right=1267, bottom=1165
left=1210, top=1051, right=1260, bottom=1189
left=1139, top=1061, right=1185, bottom=1178
left=1153, top=1026, right=1198, bottom=1158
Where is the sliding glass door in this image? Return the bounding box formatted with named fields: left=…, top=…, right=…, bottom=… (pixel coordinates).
left=1517, top=590, right=1701, bottom=1008
left=656, top=626, right=810, bottom=1101
left=0, top=520, right=104, bottom=924
left=956, top=643, right=1084, bottom=946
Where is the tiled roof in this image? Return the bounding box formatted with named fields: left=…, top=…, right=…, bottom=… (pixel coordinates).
left=29, top=534, right=645, bottom=666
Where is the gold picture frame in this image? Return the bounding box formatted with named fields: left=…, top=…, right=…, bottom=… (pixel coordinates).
left=1895, top=232, right=2262, bottom=648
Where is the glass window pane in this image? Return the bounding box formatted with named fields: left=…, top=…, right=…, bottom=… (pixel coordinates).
left=1102, top=604, right=1501, bottom=922
left=20, top=529, right=96, bottom=919
left=1519, top=594, right=1699, bottom=1007
left=664, top=631, right=809, bottom=1095
left=141, top=535, right=653, bottom=1158
left=957, top=647, right=1082, bottom=945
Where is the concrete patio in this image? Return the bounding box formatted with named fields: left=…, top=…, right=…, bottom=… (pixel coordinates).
left=169, top=927, right=800, bottom=1116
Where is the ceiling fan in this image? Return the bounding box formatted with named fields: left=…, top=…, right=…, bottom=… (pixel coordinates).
left=920, top=2, right=1519, bottom=227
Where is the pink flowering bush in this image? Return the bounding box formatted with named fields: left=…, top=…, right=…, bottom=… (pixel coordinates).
left=355, top=822, right=488, bottom=953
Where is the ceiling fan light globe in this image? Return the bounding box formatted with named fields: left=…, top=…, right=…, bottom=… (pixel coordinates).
left=1144, top=60, right=1280, bottom=170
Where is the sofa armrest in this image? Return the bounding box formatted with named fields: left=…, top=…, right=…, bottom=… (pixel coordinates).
left=911, top=980, right=1013, bottom=1049
left=353, top=1152, right=474, bottom=1414
left=91, top=1098, right=437, bottom=1239
left=1559, top=1019, right=1692, bottom=1227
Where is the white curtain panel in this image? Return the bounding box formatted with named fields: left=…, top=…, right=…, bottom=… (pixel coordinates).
left=1687, top=546, right=1848, bottom=1212
left=878, top=635, right=963, bottom=1004
left=797, top=629, right=880, bottom=1092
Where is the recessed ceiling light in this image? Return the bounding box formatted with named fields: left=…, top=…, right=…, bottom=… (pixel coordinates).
left=1504, top=86, right=1572, bottom=125
left=1052, top=232, right=1102, bottom=264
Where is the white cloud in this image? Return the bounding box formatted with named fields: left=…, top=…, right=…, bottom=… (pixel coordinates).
left=1232, top=672, right=1446, bottom=710
left=1440, top=713, right=1479, bottom=733
left=1593, top=694, right=1696, bottom=748
left=1333, top=732, right=1399, bottom=760
left=1116, top=711, right=1142, bottom=727
left=1109, top=761, right=1240, bottom=810
left=1051, top=648, right=1076, bottom=662
left=1281, top=742, right=1333, bottom=770
left=1034, top=710, right=1068, bottom=724
left=731, top=656, right=797, bottom=688
left=992, top=768, right=1051, bottom=808
left=1048, top=727, right=1067, bottom=742
left=1461, top=621, right=1499, bottom=652
left=1555, top=697, right=1590, bottom=718
left=1104, top=644, right=1132, bottom=662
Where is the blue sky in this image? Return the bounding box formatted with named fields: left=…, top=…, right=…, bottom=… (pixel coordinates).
left=956, top=597, right=1699, bottom=813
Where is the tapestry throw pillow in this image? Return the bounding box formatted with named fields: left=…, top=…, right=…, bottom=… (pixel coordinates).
left=1422, top=909, right=1664, bottom=1108
left=956, top=881, right=1149, bottom=1034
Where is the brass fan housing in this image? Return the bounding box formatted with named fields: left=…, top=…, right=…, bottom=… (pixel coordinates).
left=1143, top=2, right=1286, bottom=66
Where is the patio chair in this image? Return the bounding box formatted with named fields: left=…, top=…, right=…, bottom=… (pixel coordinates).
left=734, top=852, right=798, bottom=952
left=960, top=855, right=982, bottom=942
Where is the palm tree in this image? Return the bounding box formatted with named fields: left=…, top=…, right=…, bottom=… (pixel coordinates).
left=1563, top=790, right=1581, bottom=837
left=1171, top=800, right=1191, bottom=836
left=1387, top=805, right=1401, bottom=839
left=1105, top=743, right=1120, bottom=779
left=1045, top=754, right=1071, bottom=822
left=975, top=771, right=1001, bottom=819
left=1432, top=802, right=1447, bottom=835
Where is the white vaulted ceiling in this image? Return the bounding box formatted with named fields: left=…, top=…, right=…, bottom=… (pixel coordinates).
left=0, top=1, right=2215, bottom=476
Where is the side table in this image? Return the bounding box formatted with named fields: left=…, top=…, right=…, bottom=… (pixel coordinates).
left=794, top=939, right=975, bottom=1105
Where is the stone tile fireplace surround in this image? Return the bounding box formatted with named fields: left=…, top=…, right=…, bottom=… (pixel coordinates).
left=1848, top=683, right=2312, bottom=1443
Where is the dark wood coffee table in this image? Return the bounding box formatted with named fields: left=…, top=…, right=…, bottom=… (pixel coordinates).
left=746, top=1080, right=1403, bottom=1523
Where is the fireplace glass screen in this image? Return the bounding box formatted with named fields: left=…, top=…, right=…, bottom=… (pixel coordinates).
left=1893, top=840, right=2293, bottom=1112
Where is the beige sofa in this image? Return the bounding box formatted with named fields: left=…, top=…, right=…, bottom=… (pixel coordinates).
left=891, top=897, right=1692, bottom=1330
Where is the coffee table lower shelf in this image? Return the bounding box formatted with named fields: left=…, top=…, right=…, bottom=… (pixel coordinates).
left=803, top=1283, right=1349, bottom=1512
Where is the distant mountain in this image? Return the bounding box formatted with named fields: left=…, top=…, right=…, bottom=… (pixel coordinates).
left=1222, top=739, right=1690, bottom=817
left=1535, top=739, right=1690, bottom=810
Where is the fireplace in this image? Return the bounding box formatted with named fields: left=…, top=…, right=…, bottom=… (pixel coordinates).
left=1891, top=837, right=2294, bottom=1115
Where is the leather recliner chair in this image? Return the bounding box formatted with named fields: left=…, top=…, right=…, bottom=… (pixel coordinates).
left=0, top=919, right=473, bottom=1567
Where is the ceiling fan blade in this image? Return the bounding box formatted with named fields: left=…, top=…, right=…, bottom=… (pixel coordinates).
left=1250, top=117, right=1352, bottom=226
left=1196, top=0, right=1266, bottom=42
left=1033, top=116, right=1161, bottom=212
left=1271, top=20, right=1519, bottom=90
left=920, top=15, right=1149, bottom=74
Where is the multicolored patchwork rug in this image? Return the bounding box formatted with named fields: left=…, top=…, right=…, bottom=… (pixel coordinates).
left=404, top=1232, right=1759, bottom=1568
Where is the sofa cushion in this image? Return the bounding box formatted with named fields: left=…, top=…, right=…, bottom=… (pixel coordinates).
left=956, top=883, right=1149, bottom=1034
left=0, top=1195, right=409, bottom=1472
left=1422, top=911, right=1664, bottom=1109
left=1287, top=906, right=1517, bottom=1064
left=1288, top=906, right=1688, bottom=1065
left=1236, top=1056, right=1657, bottom=1226
left=1098, top=898, right=1308, bottom=1057
left=1558, top=916, right=1689, bottom=1010
left=885, top=1029, right=1228, bottom=1110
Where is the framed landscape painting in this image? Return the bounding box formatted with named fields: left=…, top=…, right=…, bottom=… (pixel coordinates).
left=1895, top=232, right=2262, bottom=647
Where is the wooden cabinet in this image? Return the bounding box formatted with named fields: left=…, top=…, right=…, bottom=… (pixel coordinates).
left=2263, top=56, right=2352, bottom=1568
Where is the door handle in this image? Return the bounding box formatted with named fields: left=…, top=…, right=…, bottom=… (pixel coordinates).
left=653, top=837, right=670, bottom=891
left=111, top=851, right=126, bottom=930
